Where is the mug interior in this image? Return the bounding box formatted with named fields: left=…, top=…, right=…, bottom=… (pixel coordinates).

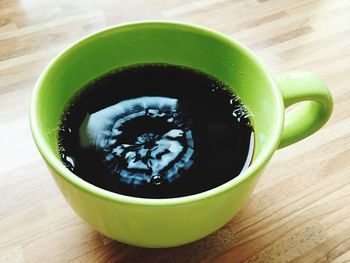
left=31, top=22, right=283, bottom=201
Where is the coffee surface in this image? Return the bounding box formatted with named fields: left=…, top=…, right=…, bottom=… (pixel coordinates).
left=58, top=64, right=254, bottom=198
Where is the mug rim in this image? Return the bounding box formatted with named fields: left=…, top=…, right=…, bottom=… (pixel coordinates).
left=30, top=21, right=284, bottom=206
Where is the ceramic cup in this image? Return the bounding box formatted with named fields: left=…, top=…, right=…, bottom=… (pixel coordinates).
left=30, top=22, right=333, bottom=248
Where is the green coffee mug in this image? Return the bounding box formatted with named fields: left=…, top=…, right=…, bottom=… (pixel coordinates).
left=30, top=21, right=333, bottom=248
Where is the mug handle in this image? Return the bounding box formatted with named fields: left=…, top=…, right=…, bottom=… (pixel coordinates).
left=275, top=71, right=333, bottom=149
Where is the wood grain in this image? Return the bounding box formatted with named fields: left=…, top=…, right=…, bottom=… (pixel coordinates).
left=0, top=0, right=349, bottom=262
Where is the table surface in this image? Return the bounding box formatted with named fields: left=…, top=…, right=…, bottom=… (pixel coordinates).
left=1, top=0, right=350, bottom=262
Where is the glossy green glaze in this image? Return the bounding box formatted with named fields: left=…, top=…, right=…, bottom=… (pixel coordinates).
left=275, top=72, right=333, bottom=148
left=30, top=22, right=333, bottom=248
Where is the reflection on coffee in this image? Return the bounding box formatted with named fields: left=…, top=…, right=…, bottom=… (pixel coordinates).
left=58, top=64, right=254, bottom=198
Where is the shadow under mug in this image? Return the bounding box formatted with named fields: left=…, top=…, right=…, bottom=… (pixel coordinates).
left=30, top=21, right=333, bottom=248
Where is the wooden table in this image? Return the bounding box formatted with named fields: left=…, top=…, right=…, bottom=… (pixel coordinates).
left=1, top=0, right=349, bottom=262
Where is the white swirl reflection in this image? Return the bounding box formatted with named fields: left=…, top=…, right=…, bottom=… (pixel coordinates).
left=79, top=96, right=194, bottom=187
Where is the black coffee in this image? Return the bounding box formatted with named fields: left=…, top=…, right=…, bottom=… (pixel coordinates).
left=58, top=64, right=254, bottom=198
